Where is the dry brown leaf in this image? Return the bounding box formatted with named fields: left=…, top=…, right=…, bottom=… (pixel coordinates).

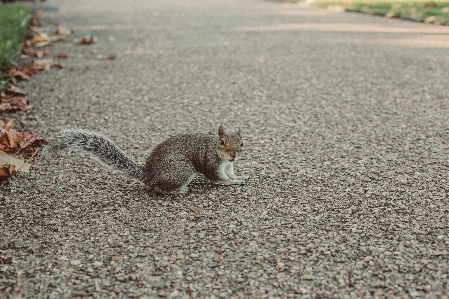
left=31, top=32, right=51, bottom=44
left=0, top=130, right=17, bottom=150
left=0, top=164, right=16, bottom=181
left=76, top=35, right=97, bottom=45
left=23, top=59, right=63, bottom=74
left=35, top=41, right=51, bottom=47
left=4, top=119, right=15, bottom=131
left=55, top=53, right=69, bottom=59
left=8, top=68, right=31, bottom=82
left=35, top=49, right=50, bottom=58
left=19, top=135, right=38, bottom=150
left=0, top=119, right=47, bottom=154
left=0, top=93, right=31, bottom=112
left=54, top=26, right=72, bottom=35
left=21, top=40, right=36, bottom=56
left=0, top=151, right=30, bottom=172
left=97, top=54, right=116, bottom=60
left=0, top=119, right=18, bottom=133
left=32, top=59, right=63, bottom=68
left=22, top=63, right=40, bottom=76
left=6, top=85, right=26, bottom=95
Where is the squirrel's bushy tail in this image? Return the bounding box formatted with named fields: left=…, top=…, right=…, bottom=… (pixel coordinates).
left=58, top=129, right=144, bottom=180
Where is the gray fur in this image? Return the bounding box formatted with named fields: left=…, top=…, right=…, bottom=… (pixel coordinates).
left=57, top=127, right=247, bottom=194
left=58, top=129, right=144, bottom=180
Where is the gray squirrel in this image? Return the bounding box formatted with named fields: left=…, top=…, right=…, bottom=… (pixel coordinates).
left=57, top=125, right=249, bottom=194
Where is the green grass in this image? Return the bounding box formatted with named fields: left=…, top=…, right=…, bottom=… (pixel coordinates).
left=0, top=3, right=31, bottom=89
left=345, top=1, right=449, bottom=24
left=283, top=0, right=449, bottom=25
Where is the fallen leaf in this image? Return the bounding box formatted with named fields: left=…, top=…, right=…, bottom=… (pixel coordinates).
left=97, top=54, right=116, bottom=60
left=4, top=119, right=15, bottom=131
left=35, top=41, right=51, bottom=47
left=75, top=35, right=97, bottom=45
left=0, top=118, right=47, bottom=153
left=0, top=164, right=16, bottom=181
left=21, top=40, right=36, bottom=57
left=31, top=33, right=49, bottom=43
left=108, top=35, right=115, bottom=42
left=32, top=32, right=51, bottom=47
left=8, top=68, right=30, bottom=82
left=0, top=93, right=31, bottom=112
left=0, top=151, right=31, bottom=172
left=441, top=7, right=449, bottom=12
left=6, top=84, right=26, bottom=95
left=55, top=53, right=69, bottom=59
left=19, top=134, right=38, bottom=150
left=54, top=26, right=72, bottom=35
left=34, top=59, right=63, bottom=68
left=34, top=49, right=50, bottom=58
left=385, top=11, right=395, bottom=18
left=23, top=59, right=63, bottom=74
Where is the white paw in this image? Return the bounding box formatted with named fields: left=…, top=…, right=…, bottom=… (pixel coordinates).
left=214, top=180, right=233, bottom=185
left=232, top=178, right=247, bottom=185
left=236, top=175, right=249, bottom=181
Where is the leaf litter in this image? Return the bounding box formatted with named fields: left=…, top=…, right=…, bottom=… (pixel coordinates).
left=0, top=118, right=46, bottom=181
left=0, top=89, right=31, bottom=112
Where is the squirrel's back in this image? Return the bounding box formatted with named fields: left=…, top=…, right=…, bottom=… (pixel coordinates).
left=143, top=133, right=218, bottom=183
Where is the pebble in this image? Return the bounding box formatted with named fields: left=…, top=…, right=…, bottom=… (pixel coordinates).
left=70, top=260, right=81, bottom=266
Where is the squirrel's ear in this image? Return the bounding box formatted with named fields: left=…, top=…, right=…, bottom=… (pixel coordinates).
left=237, top=127, right=241, bottom=136
left=218, top=125, right=225, bottom=136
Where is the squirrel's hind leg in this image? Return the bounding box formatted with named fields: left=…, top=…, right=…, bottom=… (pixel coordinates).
left=152, top=171, right=198, bottom=195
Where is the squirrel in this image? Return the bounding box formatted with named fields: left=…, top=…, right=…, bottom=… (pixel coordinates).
left=57, top=125, right=249, bottom=194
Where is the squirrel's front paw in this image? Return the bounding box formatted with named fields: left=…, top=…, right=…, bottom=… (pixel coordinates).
left=232, top=175, right=249, bottom=184
left=232, top=178, right=247, bottom=185
left=236, top=175, right=249, bottom=181
left=214, top=179, right=233, bottom=185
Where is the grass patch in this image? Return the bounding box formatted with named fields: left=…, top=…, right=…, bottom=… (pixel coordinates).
left=282, top=0, right=449, bottom=25
left=329, top=0, right=449, bottom=24
left=0, top=3, right=31, bottom=89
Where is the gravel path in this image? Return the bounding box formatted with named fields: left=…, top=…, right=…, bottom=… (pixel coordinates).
left=2, top=0, right=449, bottom=298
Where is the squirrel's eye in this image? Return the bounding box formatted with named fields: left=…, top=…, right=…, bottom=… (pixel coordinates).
left=241, top=142, right=243, bottom=147
left=220, top=140, right=225, bottom=146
